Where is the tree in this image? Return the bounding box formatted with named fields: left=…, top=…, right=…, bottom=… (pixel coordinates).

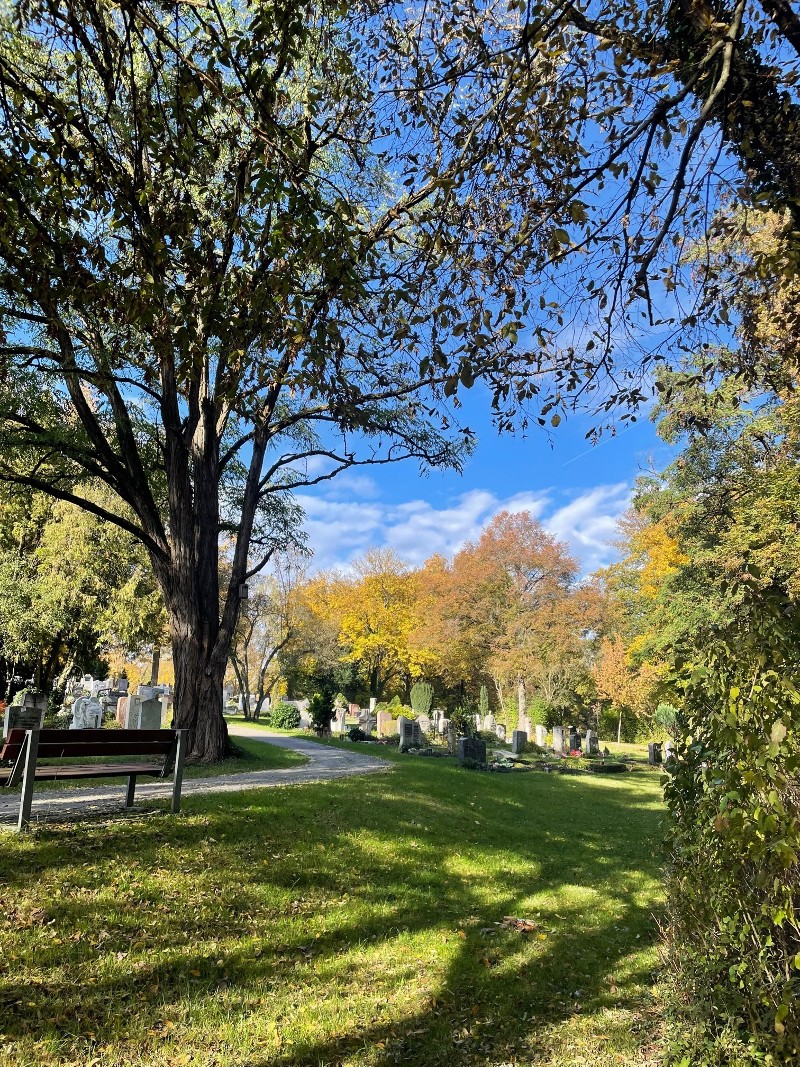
left=229, top=552, right=304, bottom=720
left=0, top=0, right=586, bottom=758
left=0, top=486, right=163, bottom=693
left=307, top=550, right=431, bottom=699
left=591, top=635, right=661, bottom=743
left=416, top=511, right=596, bottom=718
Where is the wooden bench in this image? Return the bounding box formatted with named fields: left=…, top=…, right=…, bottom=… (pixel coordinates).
left=0, top=727, right=188, bottom=832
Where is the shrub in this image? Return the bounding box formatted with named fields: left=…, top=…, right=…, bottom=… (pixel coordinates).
left=410, top=681, right=434, bottom=717
left=478, top=684, right=490, bottom=720
left=308, top=691, right=334, bottom=735
left=269, top=702, right=301, bottom=730
left=347, top=726, right=369, bottom=742
left=654, top=701, right=679, bottom=738
left=663, top=583, right=800, bottom=1063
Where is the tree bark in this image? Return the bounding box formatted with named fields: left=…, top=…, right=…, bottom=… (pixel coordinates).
left=171, top=624, right=229, bottom=761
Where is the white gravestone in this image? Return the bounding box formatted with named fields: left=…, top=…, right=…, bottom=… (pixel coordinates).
left=535, top=724, right=547, bottom=747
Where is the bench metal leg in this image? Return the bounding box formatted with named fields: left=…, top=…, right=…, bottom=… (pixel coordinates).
left=172, top=730, right=187, bottom=814
left=17, top=729, right=40, bottom=833
left=125, top=775, right=137, bottom=807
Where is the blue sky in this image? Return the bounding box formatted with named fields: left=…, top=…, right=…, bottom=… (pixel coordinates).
left=295, top=386, right=676, bottom=576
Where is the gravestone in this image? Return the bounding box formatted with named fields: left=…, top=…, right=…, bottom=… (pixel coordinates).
left=535, top=724, right=547, bottom=747
left=494, top=722, right=507, bottom=741
left=376, top=711, right=395, bottom=737
left=518, top=713, right=532, bottom=735
left=116, top=695, right=130, bottom=726
left=664, top=740, right=676, bottom=763
left=397, top=715, right=422, bottom=751
left=3, top=703, right=45, bottom=739
left=136, top=684, right=156, bottom=700
left=159, top=694, right=171, bottom=727
left=369, top=697, right=377, bottom=713
left=482, top=714, right=495, bottom=733
left=473, top=713, right=482, bottom=732
left=116, top=677, right=129, bottom=693
left=585, top=729, right=600, bottom=755
left=568, top=727, right=581, bottom=752
left=126, top=696, right=162, bottom=730
left=552, top=725, right=566, bottom=753
left=648, top=741, right=663, bottom=765
left=334, top=707, right=347, bottom=733
left=417, top=714, right=432, bottom=736
left=348, top=703, right=360, bottom=718
left=71, top=696, right=103, bottom=730
left=457, top=737, right=487, bottom=762
left=511, top=729, right=527, bottom=755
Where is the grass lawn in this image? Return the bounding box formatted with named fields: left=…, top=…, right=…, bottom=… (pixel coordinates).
left=0, top=740, right=665, bottom=1066
left=4, top=735, right=307, bottom=793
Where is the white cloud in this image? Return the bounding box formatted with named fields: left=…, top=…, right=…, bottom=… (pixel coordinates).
left=296, top=482, right=629, bottom=575
left=544, top=483, right=631, bottom=573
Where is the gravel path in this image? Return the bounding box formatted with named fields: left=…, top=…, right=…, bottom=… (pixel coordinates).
left=0, top=726, right=392, bottom=828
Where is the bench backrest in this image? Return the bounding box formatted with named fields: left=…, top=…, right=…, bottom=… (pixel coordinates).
left=0, top=728, right=176, bottom=762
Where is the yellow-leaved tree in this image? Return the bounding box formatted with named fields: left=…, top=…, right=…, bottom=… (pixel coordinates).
left=304, top=549, right=434, bottom=699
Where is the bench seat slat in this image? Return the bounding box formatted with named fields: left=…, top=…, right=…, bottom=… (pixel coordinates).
left=0, top=762, right=166, bottom=785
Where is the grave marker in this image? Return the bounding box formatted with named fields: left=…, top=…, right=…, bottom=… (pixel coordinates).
left=511, top=729, right=527, bottom=755
left=397, top=715, right=422, bottom=751
left=457, top=737, right=487, bottom=762
left=648, top=741, right=663, bottom=765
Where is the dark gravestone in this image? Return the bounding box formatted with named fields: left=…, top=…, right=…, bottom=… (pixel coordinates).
left=648, top=742, right=663, bottom=765
left=3, top=704, right=45, bottom=739
left=568, top=728, right=581, bottom=752
left=511, top=729, right=527, bottom=755
left=457, top=737, right=487, bottom=763
left=585, top=730, right=600, bottom=756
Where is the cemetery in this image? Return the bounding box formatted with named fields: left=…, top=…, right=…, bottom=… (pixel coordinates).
left=1, top=0, right=797, bottom=1061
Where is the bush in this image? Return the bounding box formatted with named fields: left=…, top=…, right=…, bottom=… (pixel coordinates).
left=347, top=726, right=369, bottom=742
left=411, top=681, right=434, bottom=717
left=308, top=691, right=334, bottom=735
left=269, top=702, right=301, bottom=730
left=663, top=584, right=800, bottom=1063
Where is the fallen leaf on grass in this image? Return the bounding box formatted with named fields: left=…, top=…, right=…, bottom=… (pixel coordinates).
left=497, top=916, right=539, bottom=933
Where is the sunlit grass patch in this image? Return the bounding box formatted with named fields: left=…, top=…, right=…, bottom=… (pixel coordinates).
left=1, top=743, right=665, bottom=1066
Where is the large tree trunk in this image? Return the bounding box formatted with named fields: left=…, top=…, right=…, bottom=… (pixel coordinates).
left=171, top=620, right=229, bottom=761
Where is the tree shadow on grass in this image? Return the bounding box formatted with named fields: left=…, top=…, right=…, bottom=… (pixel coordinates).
left=0, top=758, right=664, bottom=1065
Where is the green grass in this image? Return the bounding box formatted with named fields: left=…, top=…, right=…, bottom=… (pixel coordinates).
left=0, top=745, right=665, bottom=1066
left=4, top=735, right=307, bottom=793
